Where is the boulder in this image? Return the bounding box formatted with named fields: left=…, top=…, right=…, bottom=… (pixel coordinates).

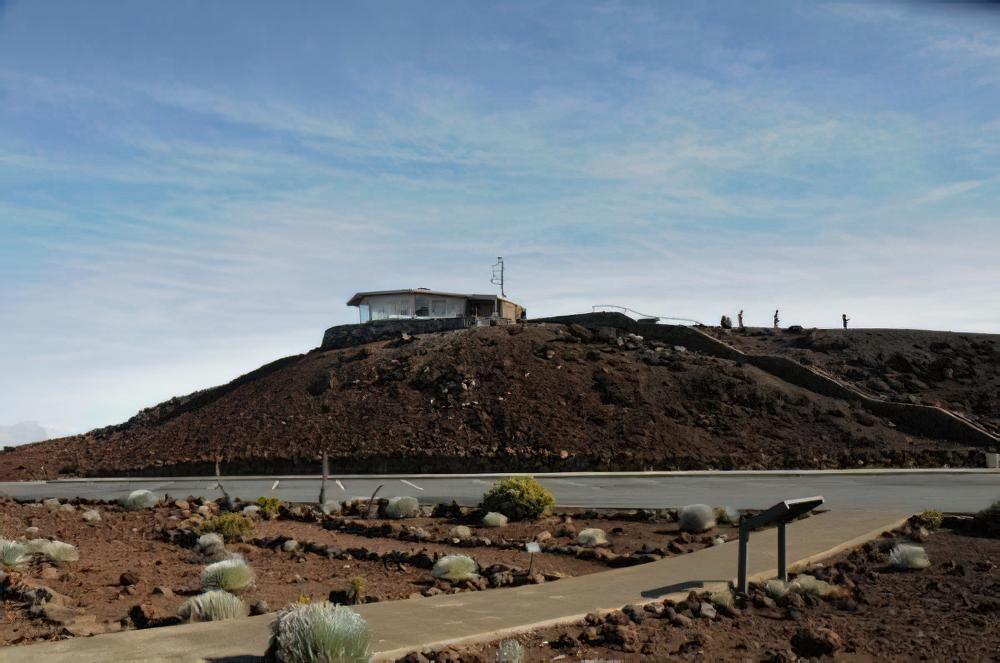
left=791, top=627, right=842, bottom=658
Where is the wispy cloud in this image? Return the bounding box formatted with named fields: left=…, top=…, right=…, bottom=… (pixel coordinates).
left=1, top=1, right=999, bottom=431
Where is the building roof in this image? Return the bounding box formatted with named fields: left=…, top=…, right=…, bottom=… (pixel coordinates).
left=346, top=289, right=518, bottom=307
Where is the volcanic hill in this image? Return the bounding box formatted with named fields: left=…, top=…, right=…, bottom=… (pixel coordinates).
left=1, top=320, right=996, bottom=480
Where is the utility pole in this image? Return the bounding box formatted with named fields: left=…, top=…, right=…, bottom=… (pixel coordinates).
left=491, top=256, right=505, bottom=297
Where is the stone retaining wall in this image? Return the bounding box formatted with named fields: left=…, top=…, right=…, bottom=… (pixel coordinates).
left=321, top=318, right=469, bottom=350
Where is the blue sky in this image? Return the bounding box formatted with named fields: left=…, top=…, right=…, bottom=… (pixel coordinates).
left=2, top=1, right=999, bottom=435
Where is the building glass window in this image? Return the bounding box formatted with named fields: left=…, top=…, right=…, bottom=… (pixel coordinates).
left=415, top=296, right=430, bottom=317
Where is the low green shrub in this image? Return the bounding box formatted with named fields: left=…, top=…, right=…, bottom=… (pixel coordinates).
left=201, top=556, right=255, bottom=592
left=919, top=509, right=944, bottom=529
left=266, top=602, right=372, bottom=663
left=347, top=576, right=366, bottom=605
left=479, top=476, right=554, bottom=521
left=177, top=590, right=249, bottom=623
left=200, top=513, right=255, bottom=543
left=256, top=496, right=282, bottom=520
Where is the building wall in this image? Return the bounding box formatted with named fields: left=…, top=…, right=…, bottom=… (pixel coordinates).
left=363, top=294, right=465, bottom=321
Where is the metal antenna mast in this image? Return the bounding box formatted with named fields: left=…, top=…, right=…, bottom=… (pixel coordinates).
left=491, top=256, right=505, bottom=297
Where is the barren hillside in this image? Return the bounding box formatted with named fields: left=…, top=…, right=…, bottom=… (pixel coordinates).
left=713, top=327, right=1000, bottom=436
left=0, top=323, right=990, bottom=480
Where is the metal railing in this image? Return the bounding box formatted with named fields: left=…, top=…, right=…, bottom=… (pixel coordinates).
left=591, top=304, right=703, bottom=326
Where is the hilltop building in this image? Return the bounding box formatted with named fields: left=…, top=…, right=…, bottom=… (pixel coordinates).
left=347, top=288, right=525, bottom=324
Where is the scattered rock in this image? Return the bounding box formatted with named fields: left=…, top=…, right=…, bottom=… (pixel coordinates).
left=249, top=599, right=269, bottom=615
left=791, top=627, right=842, bottom=658
left=129, top=603, right=158, bottom=629
left=81, top=509, right=101, bottom=523
left=281, top=539, right=299, bottom=552
left=119, top=572, right=140, bottom=587
left=152, top=586, right=174, bottom=598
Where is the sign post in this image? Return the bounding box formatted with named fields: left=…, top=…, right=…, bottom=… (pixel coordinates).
left=736, top=496, right=824, bottom=594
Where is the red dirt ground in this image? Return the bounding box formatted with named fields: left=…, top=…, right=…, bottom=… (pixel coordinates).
left=404, top=524, right=1000, bottom=662
left=0, top=499, right=739, bottom=648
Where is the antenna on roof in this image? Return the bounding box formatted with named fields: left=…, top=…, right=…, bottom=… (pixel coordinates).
left=491, top=256, right=505, bottom=297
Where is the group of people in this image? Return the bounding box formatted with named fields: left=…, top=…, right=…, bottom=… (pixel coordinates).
left=722, top=310, right=851, bottom=330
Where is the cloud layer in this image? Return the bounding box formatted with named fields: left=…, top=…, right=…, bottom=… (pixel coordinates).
left=1, top=1, right=998, bottom=431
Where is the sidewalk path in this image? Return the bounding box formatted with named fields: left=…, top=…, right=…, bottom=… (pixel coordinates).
left=1, top=508, right=909, bottom=663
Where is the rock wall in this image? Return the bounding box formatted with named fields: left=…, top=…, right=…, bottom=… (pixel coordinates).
left=321, top=318, right=469, bottom=350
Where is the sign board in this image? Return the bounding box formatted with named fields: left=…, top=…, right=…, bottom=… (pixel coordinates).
left=525, top=542, right=541, bottom=554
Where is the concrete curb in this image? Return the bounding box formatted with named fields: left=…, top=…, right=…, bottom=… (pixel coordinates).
left=31, top=468, right=1000, bottom=484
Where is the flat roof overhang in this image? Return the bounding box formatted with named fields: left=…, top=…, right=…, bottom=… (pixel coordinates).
left=347, top=289, right=517, bottom=307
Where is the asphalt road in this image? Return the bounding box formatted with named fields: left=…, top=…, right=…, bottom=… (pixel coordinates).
left=0, top=470, right=997, bottom=512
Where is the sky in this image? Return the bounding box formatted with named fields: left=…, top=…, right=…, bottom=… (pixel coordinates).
left=2, top=1, right=999, bottom=437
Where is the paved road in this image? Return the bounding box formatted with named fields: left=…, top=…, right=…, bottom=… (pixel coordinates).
left=0, top=470, right=997, bottom=511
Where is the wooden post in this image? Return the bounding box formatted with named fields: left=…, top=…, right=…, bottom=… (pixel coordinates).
left=318, top=452, right=329, bottom=506
left=215, top=459, right=233, bottom=509
left=366, top=484, right=384, bottom=519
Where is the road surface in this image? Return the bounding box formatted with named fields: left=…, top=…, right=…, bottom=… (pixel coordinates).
left=0, top=469, right=996, bottom=512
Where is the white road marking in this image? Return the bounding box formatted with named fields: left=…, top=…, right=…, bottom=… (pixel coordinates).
left=551, top=480, right=589, bottom=488
left=271, top=480, right=280, bottom=490
left=336, top=480, right=346, bottom=491
left=400, top=479, right=423, bottom=491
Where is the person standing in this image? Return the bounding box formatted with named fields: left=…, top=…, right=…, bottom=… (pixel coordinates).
left=773, top=309, right=780, bottom=329
left=842, top=313, right=849, bottom=329
left=737, top=309, right=744, bottom=330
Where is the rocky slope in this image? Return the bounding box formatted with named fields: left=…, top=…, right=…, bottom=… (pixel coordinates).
left=0, top=323, right=989, bottom=480
left=713, top=327, right=1000, bottom=436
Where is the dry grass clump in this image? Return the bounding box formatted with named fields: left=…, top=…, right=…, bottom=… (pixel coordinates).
left=432, top=555, right=479, bottom=583
left=266, top=602, right=372, bottom=663
left=384, top=496, right=420, bottom=519
left=201, top=556, right=255, bottom=592
left=0, top=540, right=29, bottom=571
left=178, top=590, right=249, bottom=623
left=678, top=504, right=716, bottom=532
left=889, top=544, right=931, bottom=570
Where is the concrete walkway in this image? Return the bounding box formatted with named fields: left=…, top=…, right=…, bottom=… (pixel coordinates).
left=1, top=508, right=909, bottom=663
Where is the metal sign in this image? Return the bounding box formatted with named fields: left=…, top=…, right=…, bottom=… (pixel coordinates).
left=737, top=496, right=825, bottom=593
left=525, top=542, right=541, bottom=554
